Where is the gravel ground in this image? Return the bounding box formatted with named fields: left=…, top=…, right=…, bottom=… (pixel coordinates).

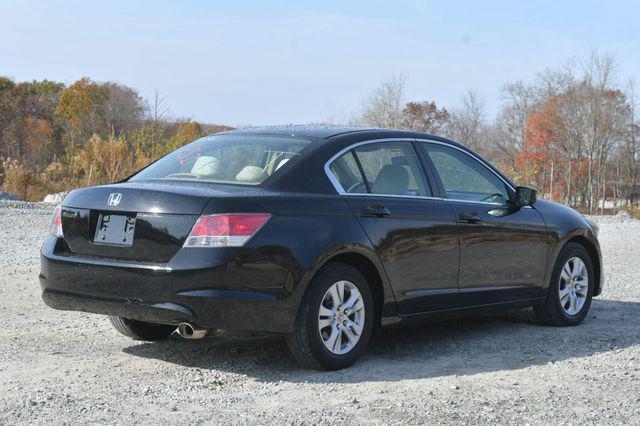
left=0, top=201, right=639, bottom=424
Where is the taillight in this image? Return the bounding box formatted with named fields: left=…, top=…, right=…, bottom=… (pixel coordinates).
left=50, top=205, right=63, bottom=237
left=183, top=213, right=271, bottom=248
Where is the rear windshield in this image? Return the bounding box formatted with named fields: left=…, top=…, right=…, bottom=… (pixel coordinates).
left=130, top=134, right=311, bottom=185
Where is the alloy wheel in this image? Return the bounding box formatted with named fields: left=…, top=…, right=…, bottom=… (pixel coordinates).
left=558, top=256, right=589, bottom=316
left=318, top=280, right=365, bottom=355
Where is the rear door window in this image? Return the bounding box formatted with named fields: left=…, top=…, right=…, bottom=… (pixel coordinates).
left=329, top=141, right=431, bottom=197
left=328, top=151, right=367, bottom=194
left=352, top=142, right=431, bottom=197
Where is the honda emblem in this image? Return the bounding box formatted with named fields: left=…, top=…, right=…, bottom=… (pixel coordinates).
left=107, top=193, right=122, bottom=207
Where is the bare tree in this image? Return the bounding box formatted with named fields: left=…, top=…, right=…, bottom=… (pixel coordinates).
left=147, top=90, right=169, bottom=124
left=625, top=80, right=640, bottom=206
left=348, top=53, right=637, bottom=214
left=579, top=51, right=628, bottom=213
left=536, top=67, right=581, bottom=205
left=104, top=82, right=145, bottom=135
left=495, top=80, right=538, bottom=167
left=360, top=72, right=407, bottom=129
left=447, top=90, right=487, bottom=150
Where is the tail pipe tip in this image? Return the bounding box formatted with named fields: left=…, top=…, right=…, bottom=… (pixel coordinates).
left=177, top=322, right=209, bottom=340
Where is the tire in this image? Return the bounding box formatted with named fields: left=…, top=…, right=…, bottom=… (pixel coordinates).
left=286, top=262, right=374, bottom=370
left=534, top=242, right=594, bottom=326
left=109, top=316, right=176, bottom=341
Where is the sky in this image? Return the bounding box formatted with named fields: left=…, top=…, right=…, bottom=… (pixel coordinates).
left=1, top=0, right=639, bottom=126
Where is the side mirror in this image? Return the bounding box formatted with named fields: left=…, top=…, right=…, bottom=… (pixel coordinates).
left=515, top=186, right=537, bottom=207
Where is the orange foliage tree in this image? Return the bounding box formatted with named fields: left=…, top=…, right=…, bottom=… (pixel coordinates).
left=517, top=98, right=556, bottom=195
left=25, top=117, right=55, bottom=169
left=517, top=96, right=580, bottom=202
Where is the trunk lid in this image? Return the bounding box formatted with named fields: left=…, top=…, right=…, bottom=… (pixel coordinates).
left=63, top=180, right=228, bottom=214
left=58, top=181, right=228, bottom=263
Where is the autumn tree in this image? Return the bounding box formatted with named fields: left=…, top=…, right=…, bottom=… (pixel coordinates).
left=0, top=79, right=63, bottom=161
left=494, top=81, right=540, bottom=170
left=0, top=74, right=232, bottom=201
left=517, top=97, right=563, bottom=195
left=0, top=77, right=17, bottom=158
left=3, top=52, right=639, bottom=212
left=400, top=101, right=450, bottom=134
left=161, top=121, right=205, bottom=156
left=55, top=77, right=109, bottom=161
left=25, top=117, right=55, bottom=169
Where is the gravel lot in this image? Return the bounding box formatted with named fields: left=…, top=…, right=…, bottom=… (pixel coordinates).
left=0, top=201, right=638, bottom=424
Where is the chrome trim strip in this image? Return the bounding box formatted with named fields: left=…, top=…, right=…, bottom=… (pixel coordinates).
left=446, top=198, right=532, bottom=208
left=176, top=289, right=280, bottom=301
left=413, top=138, right=515, bottom=192
left=46, top=253, right=173, bottom=273
left=341, top=193, right=522, bottom=207
left=405, top=288, right=459, bottom=297
left=338, top=193, right=444, bottom=201
left=323, top=137, right=516, bottom=200
left=458, top=285, right=531, bottom=293
left=323, top=138, right=417, bottom=195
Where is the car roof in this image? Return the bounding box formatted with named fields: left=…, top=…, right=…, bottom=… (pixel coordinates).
left=213, top=124, right=517, bottom=192
left=216, top=123, right=475, bottom=160
left=218, top=124, right=436, bottom=140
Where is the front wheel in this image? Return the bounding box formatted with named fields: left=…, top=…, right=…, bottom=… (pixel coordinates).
left=287, top=263, right=374, bottom=370
left=535, top=242, right=594, bottom=326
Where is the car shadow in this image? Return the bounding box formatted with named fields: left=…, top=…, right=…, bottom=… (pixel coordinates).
left=122, top=299, right=640, bottom=383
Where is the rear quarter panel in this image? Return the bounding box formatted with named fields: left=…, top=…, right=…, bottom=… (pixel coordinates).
left=200, top=192, right=398, bottom=317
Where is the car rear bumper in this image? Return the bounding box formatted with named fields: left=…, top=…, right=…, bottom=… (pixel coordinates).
left=39, top=237, right=299, bottom=334
left=41, top=288, right=200, bottom=325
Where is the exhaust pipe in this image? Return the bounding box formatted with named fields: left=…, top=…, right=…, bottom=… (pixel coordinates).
left=177, top=322, right=209, bottom=340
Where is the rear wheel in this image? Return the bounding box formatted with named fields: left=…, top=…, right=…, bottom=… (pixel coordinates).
left=287, top=263, right=374, bottom=370
left=535, top=243, right=594, bottom=326
left=109, top=316, right=176, bottom=341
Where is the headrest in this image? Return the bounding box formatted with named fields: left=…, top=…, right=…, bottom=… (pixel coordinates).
left=191, top=156, right=220, bottom=176
left=371, top=164, right=409, bottom=195
left=390, top=156, right=409, bottom=166
left=235, top=166, right=268, bottom=183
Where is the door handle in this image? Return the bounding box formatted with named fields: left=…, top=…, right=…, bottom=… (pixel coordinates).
left=362, top=204, right=391, bottom=217
left=457, top=210, right=482, bottom=223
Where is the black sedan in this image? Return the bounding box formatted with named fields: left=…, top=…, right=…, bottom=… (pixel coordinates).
left=40, top=125, right=603, bottom=370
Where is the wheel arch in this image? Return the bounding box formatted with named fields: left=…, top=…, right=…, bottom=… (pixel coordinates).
left=301, top=246, right=398, bottom=328
left=561, top=235, right=602, bottom=296
left=325, top=252, right=385, bottom=328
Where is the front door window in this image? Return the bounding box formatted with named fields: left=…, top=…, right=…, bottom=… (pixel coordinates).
left=420, top=143, right=510, bottom=205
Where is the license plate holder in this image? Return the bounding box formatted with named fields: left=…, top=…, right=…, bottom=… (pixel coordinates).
left=94, top=213, right=136, bottom=246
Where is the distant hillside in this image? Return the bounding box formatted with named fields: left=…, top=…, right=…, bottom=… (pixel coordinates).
left=0, top=76, right=234, bottom=201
